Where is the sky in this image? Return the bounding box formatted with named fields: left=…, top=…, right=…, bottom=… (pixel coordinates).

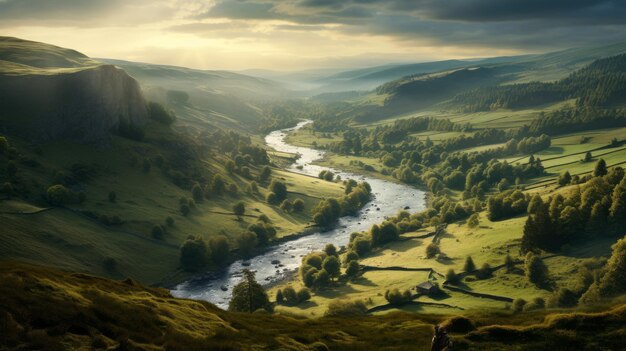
left=2, top=0, right=626, bottom=71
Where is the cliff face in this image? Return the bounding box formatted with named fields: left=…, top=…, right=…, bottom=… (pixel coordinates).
left=0, top=64, right=148, bottom=143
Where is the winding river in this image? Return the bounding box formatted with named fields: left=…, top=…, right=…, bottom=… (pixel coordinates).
left=171, top=120, right=426, bottom=309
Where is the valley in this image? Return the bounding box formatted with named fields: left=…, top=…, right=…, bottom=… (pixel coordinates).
left=2, top=29, right=626, bottom=350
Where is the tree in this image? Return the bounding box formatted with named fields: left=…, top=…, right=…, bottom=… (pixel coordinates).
left=259, top=166, right=272, bottom=182
left=192, top=184, right=203, bottom=202
left=0, top=136, right=8, bottom=154
left=505, top=254, right=515, bottom=273
left=282, top=286, right=298, bottom=306
left=609, top=176, right=626, bottom=231
left=297, top=288, right=311, bottom=303
left=292, top=198, right=305, bottom=212
left=352, top=237, right=371, bottom=256
left=467, top=213, right=479, bottom=228
left=585, top=236, right=626, bottom=300
left=385, top=288, right=412, bottom=306
left=46, top=184, right=74, bottom=206
left=233, top=201, right=245, bottom=216
left=584, top=151, right=593, bottom=162
left=180, top=236, right=209, bottom=271
left=142, top=158, right=151, bottom=173
left=166, top=216, right=175, bottom=227
left=108, top=191, right=117, bottom=203
left=228, top=269, right=271, bottom=313
left=151, top=225, right=164, bottom=239
left=180, top=203, right=190, bottom=216
left=594, top=159, right=608, bottom=177
left=280, top=199, right=293, bottom=212
left=557, top=171, right=572, bottom=186
left=426, top=243, right=440, bottom=259
left=209, top=236, right=230, bottom=265
left=237, top=231, right=258, bottom=258
left=464, top=256, right=476, bottom=273
left=446, top=269, right=460, bottom=284
left=270, top=180, right=287, bottom=201
left=476, top=263, right=492, bottom=280
left=322, top=256, right=341, bottom=280
left=324, top=244, right=338, bottom=257
left=266, top=192, right=277, bottom=204
left=248, top=181, right=259, bottom=194
left=228, top=183, right=238, bottom=195
left=512, top=298, right=527, bottom=313
left=211, top=174, right=226, bottom=195
left=525, top=252, right=550, bottom=287
left=275, top=289, right=284, bottom=304
left=225, top=160, right=236, bottom=174
left=345, top=260, right=360, bottom=278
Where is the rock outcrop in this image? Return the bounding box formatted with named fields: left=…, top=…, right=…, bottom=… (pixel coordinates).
left=0, top=64, right=148, bottom=143
left=0, top=37, right=148, bottom=143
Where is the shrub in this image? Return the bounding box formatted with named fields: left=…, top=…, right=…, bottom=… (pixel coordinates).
left=180, top=203, right=190, bottom=216
left=142, top=158, right=151, bottom=173
left=322, top=256, right=341, bottom=280
left=248, top=181, right=259, bottom=193
left=275, top=289, right=284, bottom=304
left=476, top=263, right=492, bottom=280
left=166, top=216, right=175, bottom=227
left=523, top=297, right=545, bottom=311
left=233, top=201, right=245, bottom=216
left=108, top=191, right=116, bottom=203
left=384, top=288, right=412, bottom=306
left=467, top=213, right=479, bottom=228
left=505, top=254, right=515, bottom=272
left=270, top=180, right=288, bottom=201
left=324, top=299, right=368, bottom=317
left=280, top=199, right=293, bottom=212
left=441, top=316, right=475, bottom=333
left=192, top=184, right=203, bottom=202
left=292, top=198, right=305, bottom=212
left=46, top=184, right=76, bottom=206
left=345, top=260, right=360, bottom=278
left=426, top=243, right=440, bottom=259
left=525, top=253, right=550, bottom=287
left=103, top=257, right=117, bottom=272
left=151, top=225, right=165, bottom=239
left=266, top=192, right=277, bottom=204
left=351, top=237, right=371, bottom=256
left=297, top=288, right=311, bottom=303
left=147, top=101, right=176, bottom=125
left=548, top=288, right=578, bottom=308
left=282, top=286, right=298, bottom=306
left=228, top=183, right=238, bottom=195
left=512, top=298, right=527, bottom=313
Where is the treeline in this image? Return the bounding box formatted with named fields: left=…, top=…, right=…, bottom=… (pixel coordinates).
left=529, top=107, right=626, bottom=136
left=451, top=53, right=626, bottom=112
left=521, top=161, right=625, bottom=253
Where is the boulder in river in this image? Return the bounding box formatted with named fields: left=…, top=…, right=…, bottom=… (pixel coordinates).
left=220, top=285, right=228, bottom=291
left=242, top=261, right=251, bottom=267
left=271, top=259, right=281, bottom=265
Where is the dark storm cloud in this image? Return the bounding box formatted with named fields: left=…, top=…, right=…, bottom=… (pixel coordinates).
left=199, top=0, right=626, bottom=49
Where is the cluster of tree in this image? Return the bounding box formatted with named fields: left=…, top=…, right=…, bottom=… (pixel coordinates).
left=179, top=235, right=230, bottom=271
left=147, top=101, right=176, bottom=125
left=487, top=190, right=530, bottom=221
left=529, top=107, right=626, bottom=136
left=275, top=286, right=311, bottom=306
left=299, top=244, right=341, bottom=289
left=279, top=198, right=305, bottom=213
left=522, top=162, right=625, bottom=252
left=384, top=289, right=413, bottom=306
left=311, top=181, right=371, bottom=226
left=451, top=54, right=626, bottom=112
left=318, top=170, right=335, bottom=181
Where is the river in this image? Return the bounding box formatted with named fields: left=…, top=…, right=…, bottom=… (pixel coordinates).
left=171, top=120, right=426, bottom=309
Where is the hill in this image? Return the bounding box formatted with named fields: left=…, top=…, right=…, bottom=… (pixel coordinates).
left=100, top=59, right=292, bottom=132
left=1, top=261, right=625, bottom=351
left=0, top=37, right=148, bottom=143
left=0, top=37, right=345, bottom=286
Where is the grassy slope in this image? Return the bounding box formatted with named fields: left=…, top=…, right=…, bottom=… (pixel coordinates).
left=0, top=122, right=344, bottom=285
left=2, top=261, right=625, bottom=351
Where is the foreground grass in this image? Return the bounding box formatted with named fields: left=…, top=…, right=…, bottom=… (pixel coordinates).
left=1, top=262, right=625, bottom=351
